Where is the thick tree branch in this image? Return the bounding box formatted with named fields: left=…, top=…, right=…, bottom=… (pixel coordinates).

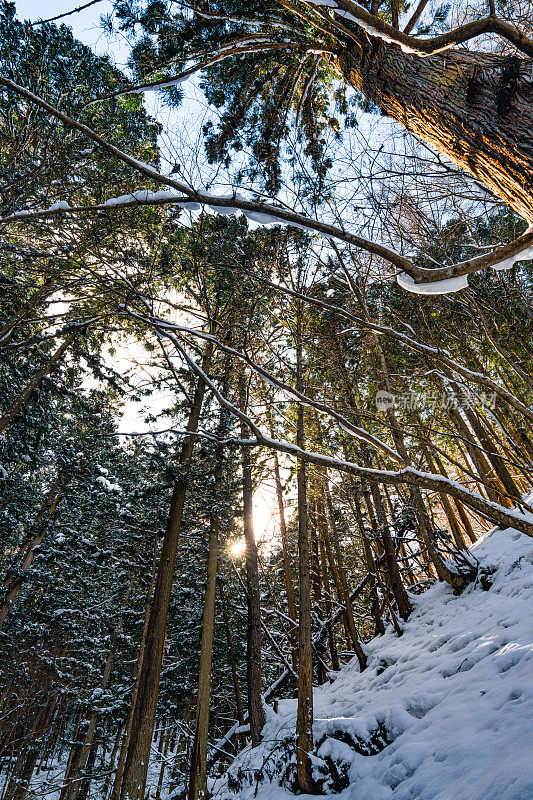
left=304, top=0, right=533, bottom=57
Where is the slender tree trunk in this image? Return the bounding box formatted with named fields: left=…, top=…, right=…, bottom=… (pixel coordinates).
left=449, top=405, right=509, bottom=505
left=410, top=488, right=473, bottom=591
left=349, top=488, right=385, bottom=636
left=155, top=723, right=171, bottom=800
left=0, top=473, right=70, bottom=628
left=5, top=696, right=56, bottom=800
left=319, top=523, right=367, bottom=670
left=77, top=734, right=99, bottom=800
left=187, top=429, right=225, bottom=800
left=310, top=498, right=327, bottom=686
left=424, top=449, right=467, bottom=550
left=219, top=581, right=245, bottom=726
left=112, top=541, right=158, bottom=800
left=0, top=279, right=57, bottom=348
left=318, top=537, right=340, bottom=671
left=366, top=479, right=411, bottom=621
left=102, top=725, right=123, bottom=800
left=463, top=403, right=527, bottom=505
left=295, top=319, right=315, bottom=794
left=119, top=341, right=213, bottom=800
left=272, top=450, right=298, bottom=669
left=65, top=629, right=121, bottom=800
left=238, top=372, right=265, bottom=747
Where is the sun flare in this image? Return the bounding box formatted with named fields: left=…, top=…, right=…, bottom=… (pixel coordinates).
left=229, top=538, right=246, bottom=558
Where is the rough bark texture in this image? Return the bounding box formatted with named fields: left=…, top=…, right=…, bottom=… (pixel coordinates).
left=338, top=42, right=533, bottom=220
left=188, top=396, right=228, bottom=800
left=295, top=411, right=314, bottom=793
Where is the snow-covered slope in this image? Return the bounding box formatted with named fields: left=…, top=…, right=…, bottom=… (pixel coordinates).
left=213, top=527, right=533, bottom=800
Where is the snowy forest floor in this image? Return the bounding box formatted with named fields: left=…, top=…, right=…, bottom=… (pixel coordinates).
left=212, top=524, right=533, bottom=800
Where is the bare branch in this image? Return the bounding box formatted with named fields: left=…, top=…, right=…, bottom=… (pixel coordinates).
left=31, top=0, right=105, bottom=26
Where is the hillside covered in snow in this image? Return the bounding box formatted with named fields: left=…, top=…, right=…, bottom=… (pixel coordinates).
left=213, top=527, right=533, bottom=800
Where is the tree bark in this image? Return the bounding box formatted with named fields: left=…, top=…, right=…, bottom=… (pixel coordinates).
left=238, top=372, right=265, bottom=748
left=319, top=523, right=366, bottom=670
left=187, top=429, right=225, bottom=800
left=295, top=320, right=315, bottom=794
left=273, top=450, right=298, bottom=670
left=119, top=342, right=213, bottom=800
left=219, top=581, right=245, bottom=726
left=349, top=488, right=385, bottom=636
left=366, top=480, right=411, bottom=620
left=0, top=472, right=70, bottom=628
left=338, top=41, right=533, bottom=220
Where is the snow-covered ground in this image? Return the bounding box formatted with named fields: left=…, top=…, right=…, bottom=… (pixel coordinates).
left=213, top=525, right=533, bottom=800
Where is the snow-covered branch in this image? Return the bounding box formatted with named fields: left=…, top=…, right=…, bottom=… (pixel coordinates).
left=303, top=0, right=533, bottom=57
left=123, top=301, right=533, bottom=539
left=1, top=75, right=532, bottom=291
left=127, top=307, right=404, bottom=464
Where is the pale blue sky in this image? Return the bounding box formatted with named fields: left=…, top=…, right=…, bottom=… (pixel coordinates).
left=15, top=0, right=130, bottom=64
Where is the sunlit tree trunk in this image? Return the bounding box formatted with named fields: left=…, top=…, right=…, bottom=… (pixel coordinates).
left=339, top=41, right=533, bottom=220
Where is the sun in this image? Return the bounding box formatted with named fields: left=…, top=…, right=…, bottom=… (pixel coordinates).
left=228, top=538, right=246, bottom=558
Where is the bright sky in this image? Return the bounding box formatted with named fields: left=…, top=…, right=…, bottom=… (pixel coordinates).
left=15, top=0, right=127, bottom=61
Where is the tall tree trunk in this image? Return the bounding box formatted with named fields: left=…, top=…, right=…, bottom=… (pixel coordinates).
left=338, top=40, right=533, bottom=220
left=187, top=418, right=226, bottom=800
left=119, top=342, right=213, bottom=800
left=0, top=472, right=70, bottom=628
left=155, top=723, right=171, bottom=800
left=318, top=536, right=340, bottom=671
left=102, top=725, right=123, bottom=799
left=272, top=450, right=298, bottom=669
left=77, top=734, right=99, bottom=800
left=5, top=696, right=56, bottom=800
left=65, top=626, right=122, bottom=800
left=424, top=449, right=467, bottom=551
left=111, top=541, right=158, bottom=800
left=295, top=317, right=315, bottom=794
left=318, top=522, right=367, bottom=670
left=238, top=372, right=265, bottom=747
left=349, top=488, right=385, bottom=636
left=366, top=479, right=411, bottom=621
